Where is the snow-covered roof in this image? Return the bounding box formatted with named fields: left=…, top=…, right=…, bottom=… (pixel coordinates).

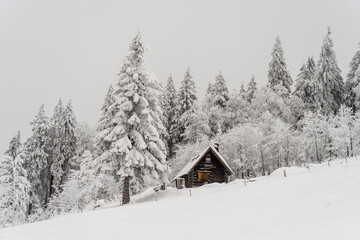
left=172, top=145, right=234, bottom=181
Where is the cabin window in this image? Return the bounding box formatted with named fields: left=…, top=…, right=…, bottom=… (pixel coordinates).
left=198, top=172, right=210, bottom=182
left=205, top=153, right=211, bottom=163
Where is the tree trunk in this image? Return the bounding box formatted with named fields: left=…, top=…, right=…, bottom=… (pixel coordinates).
left=315, top=136, right=320, bottom=163
left=285, top=136, right=289, bottom=167
left=122, top=177, right=130, bottom=205
left=261, top=149, right=265, bottom=176
left=350, top=136, right=353, bottom=157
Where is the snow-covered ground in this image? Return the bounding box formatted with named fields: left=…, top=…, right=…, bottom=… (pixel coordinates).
left=1, top=158, right=360, bottom=240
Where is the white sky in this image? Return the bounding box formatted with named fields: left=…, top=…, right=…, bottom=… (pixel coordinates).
left=1, top=0, right=360, bottom=154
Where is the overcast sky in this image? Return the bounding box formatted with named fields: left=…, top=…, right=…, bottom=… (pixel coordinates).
left=1, top=0, right=360, bottom=154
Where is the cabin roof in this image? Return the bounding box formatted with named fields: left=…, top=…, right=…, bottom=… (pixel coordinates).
left=172, top=145, right=234, bottom=181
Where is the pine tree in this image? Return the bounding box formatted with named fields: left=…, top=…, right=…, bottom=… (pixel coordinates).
left=213, top=71, right=229, bottom=108
left=240, top=83, right=245, bottom=94
left=267, top=37, right=293, bottom=97
left=178, top=67, right=197, bottom=113
left=24, top=104, right=51, bottom=209
left=95, top=32, right=170, bottom=204
left=50, top=99, right=77, bottom=195
left=246, top=75, right=257, bottom=103
left=0, top=134, right=30, bottom=227
left=63, top=101, right=77, bottom=173
left=50, top=99, right=65, bottom=195
left=206, top=82, right=214, bottom=96
left=345, top=43, right=360, bottom=112
left=177, top=67, right=197, bottom=142
left=293, top=57, right=316, bottom=111
left=313, top=27, right=345, bottom=115
left=5, top=131, right=22, bottom=160
left=95, top=85, right=116, bottom=155
left=163, top=75, right=178, bottom=156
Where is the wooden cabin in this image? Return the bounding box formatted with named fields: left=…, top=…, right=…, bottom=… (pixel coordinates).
left=172, top=144, right=234, bottom=188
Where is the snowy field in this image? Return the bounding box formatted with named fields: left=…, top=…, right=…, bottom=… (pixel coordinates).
left=1, top=158, right=359, bottom=240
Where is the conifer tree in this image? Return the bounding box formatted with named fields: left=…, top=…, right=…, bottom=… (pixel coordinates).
left=5, top=131, right=22, bottom=160
left=95, top=32, right=170, bottom=204
left=95, top=85, right=116, bottom=154
left=50, top=99, right=65, bottom=195
left=313, top=27, right=345, bottom=115
left=345, top=43, right=360, bottom=112
left=246, top=75, right=257, bottom=103
left=293, top=57, right=316, bottom=111
left=50, top=99, right=76, bottom=195
left=163, top=75, right=178, bottom=156
left=213, top=71, right=229, bottom=108
left=206, top=82, right=214, bottom=96
left=177, top=67, right=197, bottom=142
left=63, top=101, right=77, bottom=171
left=267, top=37, right=293, bottom=97
left=178, top=67, right=197, bottom=113
left=240, top=82, right=246, bottom=100
left=0, top=133, right=30, bottom=227
left=24, top=104, right=51, bottom=208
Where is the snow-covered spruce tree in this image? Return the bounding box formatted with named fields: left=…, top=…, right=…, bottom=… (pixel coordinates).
left=313, top=27, right=345, bottom=115
left=163, top=75, right=178, bottom=157
left=95, top=32, right=170, bottom=205
left=50, top=99, right=77, bottom=196
left=344, top=43, right=360, bottom=112
left=176, top=67, right=197, bottom=142
left=246, top=75, right=257, bottom=103
left=213, top=71, right=229, bottom=108
left=202, top=76, right=226, bottom=137
left=50, top=99, right=65, bottom=195
left=206, top=82, right=214, bottom=96
left=63, top=101, right=77, bottom=170
left=267, top=37, right=293, bottom=97
left=0, top=135, right=30, bottom=228
left=5, top=131, right=22, bottom=160
left=92, top=85, right=119, bottom=201
left=94, top=85, right=116, bottom=155
left=240, top=82, right=246, bottom=99
left=24, top=104, right=51, bottom=209
left=293, top=57, right=316, bottom=111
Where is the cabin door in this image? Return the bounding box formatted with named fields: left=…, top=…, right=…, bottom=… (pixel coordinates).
left=198, top=172, right=210, bottom=183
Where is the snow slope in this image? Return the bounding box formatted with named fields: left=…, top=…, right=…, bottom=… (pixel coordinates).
left=1, top=158, right=360, bottom=240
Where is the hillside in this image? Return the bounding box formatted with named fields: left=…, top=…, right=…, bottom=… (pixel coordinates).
left=1, top=158, right=359, bottom=240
